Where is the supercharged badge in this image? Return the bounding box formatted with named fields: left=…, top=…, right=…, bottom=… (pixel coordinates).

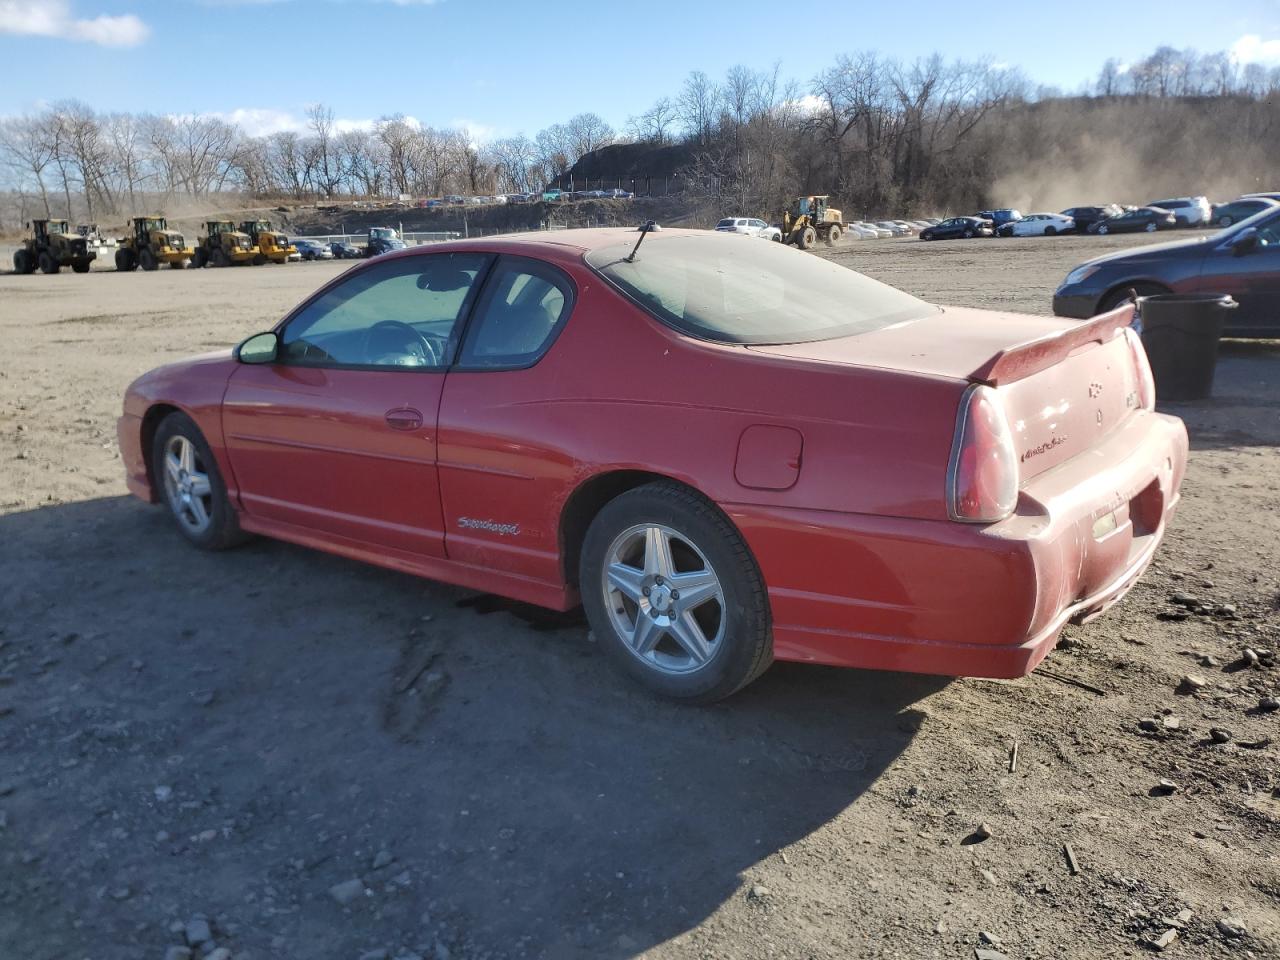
left=458, top=517, right=521, bottom=537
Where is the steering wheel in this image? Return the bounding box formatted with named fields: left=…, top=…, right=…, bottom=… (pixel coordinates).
left=361, top=320, right=440, bottom=367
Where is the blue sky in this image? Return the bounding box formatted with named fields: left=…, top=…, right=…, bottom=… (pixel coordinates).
left=2, top=0, right=1279, bottom=139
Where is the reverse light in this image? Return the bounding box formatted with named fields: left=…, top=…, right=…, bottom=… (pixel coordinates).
left=1123, top=326, right=1156, bottom=411
left=947, top=385, right=1019, bottom=523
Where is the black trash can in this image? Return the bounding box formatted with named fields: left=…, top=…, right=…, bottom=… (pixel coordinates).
left=1135, top=293, right=1237, bottom=401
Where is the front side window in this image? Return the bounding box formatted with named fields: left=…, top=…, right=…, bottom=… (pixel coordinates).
left=458, top=256, right=573, bottom=368
left=280, top=253, right=489, bottom=368
left=587, top=232, right=937, bottom=345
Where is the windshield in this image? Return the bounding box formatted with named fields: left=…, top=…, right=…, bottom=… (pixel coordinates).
left=46, top=221, right=68, bottom=234
left=371, top=228, right=397, bottom=240
left=585, top=232, right=937, bottom=345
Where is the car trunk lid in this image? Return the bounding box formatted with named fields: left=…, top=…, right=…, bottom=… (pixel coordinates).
left=749, top=302, right=1142, bottom=481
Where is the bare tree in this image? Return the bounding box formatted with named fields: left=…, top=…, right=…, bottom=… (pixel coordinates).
left=677, top=71, right=717, bottom=144
left=0, top=116, right=57, bottom=217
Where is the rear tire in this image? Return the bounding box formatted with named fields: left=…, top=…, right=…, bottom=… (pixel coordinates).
left=963, top=229, right=974, bottom=239
left=115, top=249, right=137, bottom=271
left=13, top=249, right=31, bottom=274
left=798, top=226, right=816, bottom=250
left=38, top=251, right=59, bottom=274
left=1098, top=224, right=1109, bottom=235
left=580, top=482, right=772, bottom=704
left=1044, top=226, right=1056, bottom=236
left=1145, top=222, right=1157, bottom=233
left=151, top=412, right=249, bottom=552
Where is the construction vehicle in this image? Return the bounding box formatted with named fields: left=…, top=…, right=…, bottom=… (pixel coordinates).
left=781, top=195, right=845, bottom=250
left=76, top=223, right=116, bottom=255
left=115, top=217, right=194, bottom=271
left=238, top=220, right=294, bottom=264
left=365, top=226, right=407, bottom=257
left=12, top=219, right=96, bottom=274
left=192, top=220, right=260, bottom=268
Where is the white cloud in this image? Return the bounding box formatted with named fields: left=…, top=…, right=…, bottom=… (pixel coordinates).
left=1230, top=34, right=1280, bottom=66
left=0, top=0, right=149, bottom=46
left=193, top=108, right=378, bottom=137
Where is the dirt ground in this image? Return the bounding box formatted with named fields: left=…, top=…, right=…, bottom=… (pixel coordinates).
left=1, top=232, right=1277, bottom=960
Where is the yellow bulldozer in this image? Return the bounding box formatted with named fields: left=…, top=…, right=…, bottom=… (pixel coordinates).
left=192, top=220, right=261, bottom=268
left=781, top=195, right=845, bottom=249
left=115, top=217, right=194, bottom=271
left=13, top=219, right=96, bottom=274
left=238, top=219, right=295, bottom=264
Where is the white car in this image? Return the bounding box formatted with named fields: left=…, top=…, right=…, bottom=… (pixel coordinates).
left=891, top=220, right=917, bottom=234
left=845, top=223, right=877, bottom=239
left=1002, top=212, right=1075, bottom=237
left=856, top=222, right=893, bottom=239
left=875, top=221, right=911, bottom=237
left=715, top=217, right=782, bottom=241
left=1146, top=196, right=1211, bottom=227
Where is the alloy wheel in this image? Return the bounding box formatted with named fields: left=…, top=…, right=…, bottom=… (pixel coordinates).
left=601, top=523, right=726, bottom=675
left=162, top=435, right=213, bottom=535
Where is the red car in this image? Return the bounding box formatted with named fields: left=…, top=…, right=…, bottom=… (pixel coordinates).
left=118, top=228, right=1188, bottom=703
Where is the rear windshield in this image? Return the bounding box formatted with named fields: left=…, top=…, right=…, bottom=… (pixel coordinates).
left=585, top=232, right=938, bottom=344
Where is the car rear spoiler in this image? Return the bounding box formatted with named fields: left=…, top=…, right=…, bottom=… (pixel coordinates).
left=968, top=302, right=1135, bottom=387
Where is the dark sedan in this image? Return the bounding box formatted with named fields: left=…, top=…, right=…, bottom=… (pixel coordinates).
left=1088, top=207, right=1176, bottom=235
left=919, top=216, right=993, bottom=240
left=329, top=241, right=363, bottom=260
left=1210, top=197, right=1279, bottom=227
left=1053, top=207, right=1280, bottom=337
left=1061, top=205, right=1122, bottom=232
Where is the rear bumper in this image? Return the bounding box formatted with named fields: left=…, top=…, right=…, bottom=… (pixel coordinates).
left=730, top=411, right=1188, bottom=678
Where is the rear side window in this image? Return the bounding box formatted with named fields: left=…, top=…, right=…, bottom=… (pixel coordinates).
left=458, top=256, right=574, bottom=369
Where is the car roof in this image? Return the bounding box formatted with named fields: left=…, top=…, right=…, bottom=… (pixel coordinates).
left=378, top=227, right=710, bottom=266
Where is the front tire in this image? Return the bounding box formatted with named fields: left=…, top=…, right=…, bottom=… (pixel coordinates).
left=1099, top=281, right=1169, bottom=313
left=963, top=229, right=974, bottom=239
left=580, top=482, right=772, bottom=704
left=827, top=224, right=842, bottom=244
left=152, top=412, right=247, bottom=551
left=1145, top=222, right=1157, bottom=232
left=13, top=249, right=32, bottom=274
left=140, top=248, right=158, bottom=271
left=1044, top=226, right=1056, bottom=236
left=39, top=251, right=60, bottom=274
left=115, top=249, right=137, bottom=271
left=1098, top=224, right=1109, bottom=235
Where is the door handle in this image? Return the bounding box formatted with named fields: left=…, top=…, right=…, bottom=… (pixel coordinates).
left=384, top=407, right=423, bottom=431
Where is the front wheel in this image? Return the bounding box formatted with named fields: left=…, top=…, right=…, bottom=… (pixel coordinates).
left=152, top=412, right=248, bottom=551
left=253, top=252, right=267, bottom=266
left=798, top=226, right=816, bottom=250
left=1145, top=222, right=1157, bottom=232
left=39, top=252, right=60, bottom=274
left=1097, top=224, right=1109, bottom=235
left=827, top=224, right=842, bottom=244
left=580, top=482, right=772, bottom=704
left=963, top=229, right=974, bottom=239
left=140, top=248, right=158, bottom=271
left=1044, top=226, right=1056, bottom=236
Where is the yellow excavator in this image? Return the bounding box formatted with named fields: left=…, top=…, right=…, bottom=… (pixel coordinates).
left=192, top=220, right=260, bottom=268
left=238, top=219, right=295, bottom=264
left=781, top=195, right=845, bottom=249
left=14, top=219, right=96, bottom=274
left=115, top=217, right=194, bottom=271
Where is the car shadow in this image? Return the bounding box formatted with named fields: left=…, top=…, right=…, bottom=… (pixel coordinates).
left=0, top=496, right=948, bottom=959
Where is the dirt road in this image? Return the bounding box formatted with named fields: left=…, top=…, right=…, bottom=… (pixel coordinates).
left=1, top=234, right=1277, bottom=960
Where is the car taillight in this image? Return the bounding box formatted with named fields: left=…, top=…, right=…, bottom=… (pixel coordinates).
left=947, top=385, right=1019, bottom=523
left=1123, top=326, right=1155, bottom=411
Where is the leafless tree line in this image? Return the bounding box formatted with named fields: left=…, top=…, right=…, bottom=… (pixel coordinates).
left=0, top=102, right=615, bottom=224
left=2, top=42, right=1278, bottom=228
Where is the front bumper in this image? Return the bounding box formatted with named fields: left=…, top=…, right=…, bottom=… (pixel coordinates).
left=729, top=410, right=1188, bottom=678
left=117, top=412, right=154, bottom=502
left=1052, top=290, right=1097, bottom=319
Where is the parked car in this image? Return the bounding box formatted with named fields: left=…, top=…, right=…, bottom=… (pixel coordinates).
left=1060, top=205, right=1122, bottom=232
left=292, top=239, right=333, bottom=261
left=845, top=223, right=879, bottom=239
left=424, top=199, right=445, bottom=208
left=919, top=217, right=993, bottom=240
left=118, top=227, right=1185, bottom=703
left=875, top=221, right=911, bottom=237
left=541, top=189, right=566, bottom=201
left=366, top=227, right=407, bottom=257
left=977, top=209, right=1022, bottom=229
left=1088, top=207, right=1177, bottom=234
left=505, top=193, right=536, bottom=203
left=1209, top=197, right=1279, bottom=227
left=605, top=189, right=634, bottom=199
left=329, top=241, right=362, bottom=260
left=1146, top=196, right=1211, bottom=227
left=1055, top=206, right=1280, bottom=337
left=853, top=221, right=893, bottom=239
left=445, top=195, right=465, bottom=205
left=714, top=217, right=782, bottom=241
left=997, top=212, right=1075, bottom=237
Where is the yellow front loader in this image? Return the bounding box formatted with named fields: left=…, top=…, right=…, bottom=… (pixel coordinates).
left=192, top=220, right=261, bottom=267
left=115, top=217, right=193, bottom=271
left=781, top=195, right=845, bottom=249
left=238, top=219, right=295, bottom=264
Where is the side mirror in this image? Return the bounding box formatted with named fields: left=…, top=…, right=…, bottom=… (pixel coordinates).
left=1231, top=228, right=1259, bottom=256
left=235, top=331, right=279, bottom=364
